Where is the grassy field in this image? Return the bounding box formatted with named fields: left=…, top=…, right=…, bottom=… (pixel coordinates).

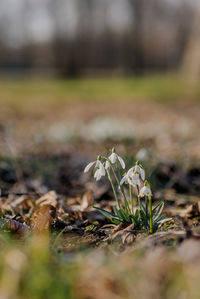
left=0, top=73, right=199, bottom=109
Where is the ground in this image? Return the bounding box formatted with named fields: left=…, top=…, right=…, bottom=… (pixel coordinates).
left=0, top=75, right=200, bottom=299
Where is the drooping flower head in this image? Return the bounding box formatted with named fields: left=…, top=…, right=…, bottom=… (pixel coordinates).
left=120, top=161, right=145, bottom=187
left=120, top=167, right=140, bottom=187
left=84, top=155, right=106, bottom=181
left=128, top=161, right=145, bottom=181
left=139, top=180, right=152, bottom=197
left=105, top=148, right=125, bottom=170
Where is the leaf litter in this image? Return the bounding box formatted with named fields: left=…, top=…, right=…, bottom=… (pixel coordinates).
left=0, top=154, right=199, bottom=252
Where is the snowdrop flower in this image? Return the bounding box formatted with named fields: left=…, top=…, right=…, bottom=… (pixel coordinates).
left=128, top=162, right=145, bottom=181
left=93, top=162, right=106, bottom=181
left=120, top=168, right=140, bottom=187
left=136, top=148, right=149, bottom=162
left=139, top=185, right=152, bottom=197
left=84, top=156, right=106, bottom=181
left=105, top=148, right=125, bottom=169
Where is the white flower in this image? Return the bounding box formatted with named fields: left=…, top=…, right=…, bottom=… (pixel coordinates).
left=120, top=168, right=140, bottom=187
left=105, top=152, right=125, bottom=169
left=139, top=186, right=152, bottom=197
left=93, top=162, right=106, bottom=181
left=129, top=164, right=145, bottom=181
left=84, top=159, right=106, bottom=181
left=84, top=161, right=96, bottom=173
left=136, top=148, right=149, bottom=161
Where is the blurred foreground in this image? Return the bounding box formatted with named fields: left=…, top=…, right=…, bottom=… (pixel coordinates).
left=0, top=233, right=200, bottom=299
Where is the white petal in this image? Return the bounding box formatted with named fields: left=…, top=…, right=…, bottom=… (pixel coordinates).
left=139, top=186, right=145, bottom=197
left=95, top=160, right=101, bottom=167
left=84, top=161, right=96, bottom=173
left=139, top=186, right=152, bottom=197
left=133, top=173, right=140, bottom=185
left=117, top=155, right=125, bottom=169
left=140, top=167, right=145, bottom=181
left=128, top=173, right=140, bottom=186
left=94, top=169, right=101, bottom=181
left=105, top=160, right=110, bottom=169
left=133, top=165, right=140, bottom=173
left=120, top=175, right=127, bottom=185
left=127, top=167, right=134, bottom=176
left=94, top=162, right=105, bottom=181
left=94, top=169, right=98, bottom=178
left=147, top=187, right=152, bottom=196
left=99, top=162, right=106, bottom=176
left=127, top=178, right=136, bottom=186
left=109, top=153, right=117, bottom=164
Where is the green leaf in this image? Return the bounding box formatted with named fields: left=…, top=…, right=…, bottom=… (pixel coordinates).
left=94, top=206, right=121, bottom=222
left=155, top=214, right=168, bottom=225
left=140, top=209, right=148, bottom=228
left=145, top=197, right=149, bottom=217
left=118, top=208, right=130, bottom=223
left=141, top=203, right=146, bottom=215
left=113, top=206, right=121, bottom=218
left=135, top=209, right=139, bottom=218
left=131, top=211, right=141, bottom=227
left=153, top=201, right=164, bottom=213
left=152, top=202, right=164, bottom=222
left=111, top=218, right=121, bottom=225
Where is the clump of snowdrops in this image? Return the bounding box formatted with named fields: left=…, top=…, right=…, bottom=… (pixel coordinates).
left=84, top=148, right=166, bottom=234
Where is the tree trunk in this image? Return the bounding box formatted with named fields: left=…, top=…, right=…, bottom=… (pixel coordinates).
left=181, top=4, right=200, bottom=82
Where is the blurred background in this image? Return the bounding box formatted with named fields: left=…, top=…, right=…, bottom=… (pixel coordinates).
left=0, top=0, right=199, bottom=77
left=0, top=0, right=200, bottom=196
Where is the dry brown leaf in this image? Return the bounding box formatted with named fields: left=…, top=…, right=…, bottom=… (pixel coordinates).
left=68, top=191, right=92, bottom=212
left=105, top=223, right=136, bottom=245
left=6, top=219, right=30, bottom=235
left=35, top=190, right=58, bottom=208
left=80, top=190, right=92, bottom=211
left=30, top=205, right=56, bottom=234
left=186, top=201, right=200, bottom=218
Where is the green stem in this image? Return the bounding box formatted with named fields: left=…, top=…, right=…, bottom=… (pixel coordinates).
left=136, top=185, right=141, bottom=208
left=103, top=157, right=121, bottom=185
left=129, top=184, right=133, bottom=214
left=116, top=165, right=131, bottom=212
left=108, top=169, right=121, bottom=209
left=149, top=196, right=153, bottom=234
left=104, top=157, right=130, bottom=215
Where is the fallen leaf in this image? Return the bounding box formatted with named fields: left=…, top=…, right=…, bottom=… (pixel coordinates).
left=30, top=205, right=56, bottom=233
left=186, top=201, right=200, bottom=218
left=5, top=219, right=30, bottom=235
left=35, top=190, right=58, bottom=208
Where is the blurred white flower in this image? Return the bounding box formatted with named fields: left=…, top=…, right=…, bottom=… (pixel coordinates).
left=136, top=148, right=149, bottom=162
left=105, top=152, right=125, bottom=169
left=139, top=186, right=152, bottom=197
left=84, top=159, right=106, bottom=181
left=85, top=117, right=135, bottom=143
